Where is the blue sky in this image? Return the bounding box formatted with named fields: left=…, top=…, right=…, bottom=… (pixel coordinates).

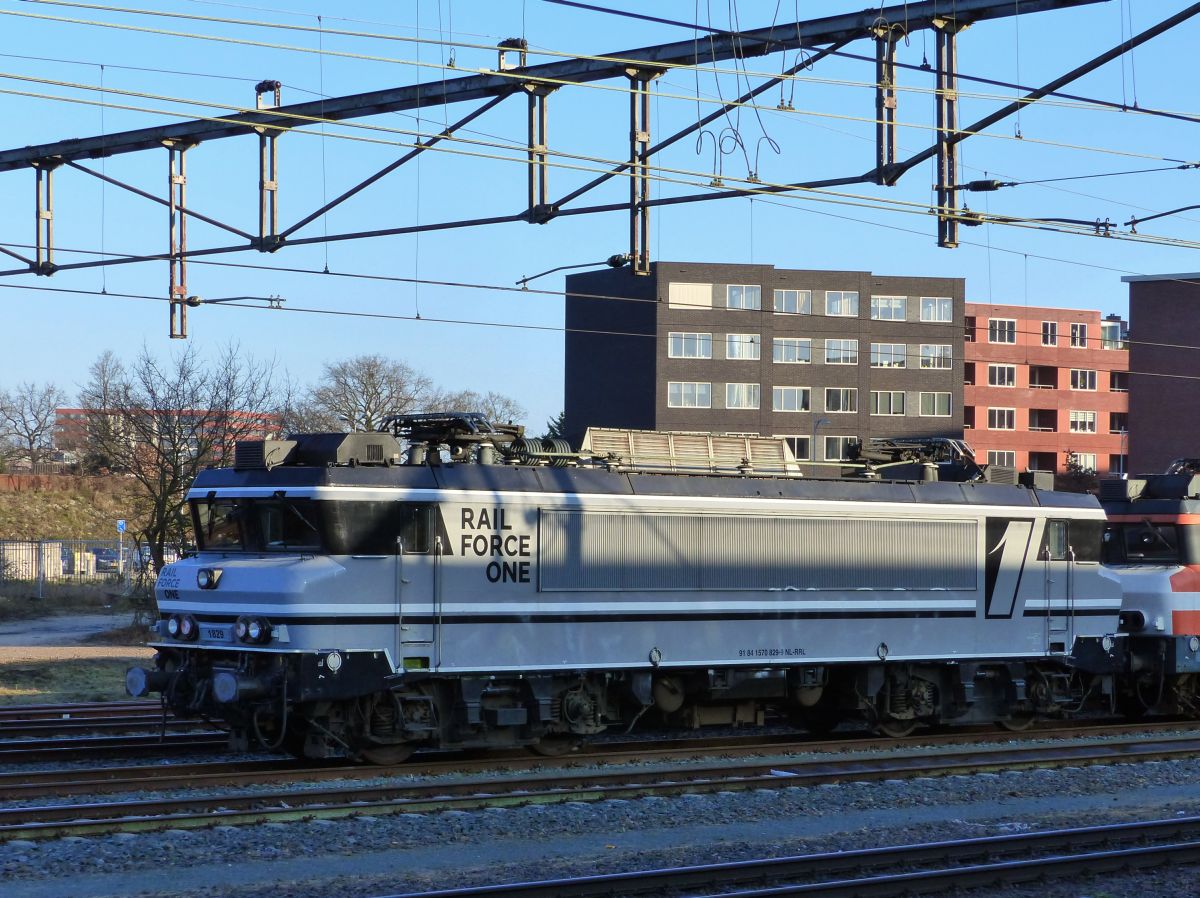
left=0, top=0, right=1197, bottom=433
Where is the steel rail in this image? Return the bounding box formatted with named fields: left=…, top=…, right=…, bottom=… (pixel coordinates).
left=5, top=733, right=1200, bottom=841
left=0, top=701, right=161, bottom=720
left=371, top=818, right=1200, bottom=897
left=0, top=732, right=228, bottom=764
left=2, top=719, right=1193, bottom=799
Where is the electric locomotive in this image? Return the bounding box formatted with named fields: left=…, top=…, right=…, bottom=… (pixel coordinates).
left=1099, top=462, right=1200, bottom=716
left=127, top=415, right=1125, bottom=761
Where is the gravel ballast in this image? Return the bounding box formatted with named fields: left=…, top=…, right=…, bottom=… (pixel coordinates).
left=4, top=752, right=1200, bottom=898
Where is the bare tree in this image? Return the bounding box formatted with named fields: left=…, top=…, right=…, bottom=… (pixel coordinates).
left=0, top=380, right=66, bottom=468
left=73, top=350, right=125, bottom=473
left=80, top=344, right=279, bottom=572
left=301, top=354, right=436, bottom=433
left=432, top=389, right=527, bottom=425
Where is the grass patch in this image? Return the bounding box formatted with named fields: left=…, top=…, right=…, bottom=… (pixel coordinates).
left=0, top=658, right=139, bottom=705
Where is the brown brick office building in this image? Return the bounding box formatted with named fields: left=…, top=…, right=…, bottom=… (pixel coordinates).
left=564, top=262, right=965, bottom=469
left=1122, top=273, right=1200, bottom=474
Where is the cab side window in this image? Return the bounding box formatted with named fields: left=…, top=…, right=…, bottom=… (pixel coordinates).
left=1044, top=520, right=1069, bottom=561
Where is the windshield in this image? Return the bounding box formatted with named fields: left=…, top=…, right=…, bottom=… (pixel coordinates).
left=1103, top=521, right=1180, bottom=564
left=192, top=497, right=321, bottom=552
left=196, top=499, right=245, bottom=550
left=190, top=498, right=437, bottom=554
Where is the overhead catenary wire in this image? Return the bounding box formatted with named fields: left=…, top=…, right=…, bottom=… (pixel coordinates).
left=6, top=0, right=1199, bottom=129
left=2, top=73, right=1197, bottom=244
left=2, top=43, right=1194, bottom=227
left=0, top=276, right=1173, bottom=383
left=0, top=229, right=1189, bottom=361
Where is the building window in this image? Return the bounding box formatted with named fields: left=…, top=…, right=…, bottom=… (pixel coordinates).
left=920, top=344, right=952, bottom=370
left=668, top=282, right=713, bottom=309
left=726, top=383, right=760, bottom=410
left=668, top=332, right=712, bottom=359
left=988, top=364, right=1016, bottom=387
left=1110, top=454, right=1128, bottom=475
left=964, top=362, right=976, bottom=385
left=1073, top=452, right=1097, bottom=473
left=1070, top=323, right=1087, bottom=348
left=773, top=289, right=811, bottom=315
left=870, top=391, right=906, bottom=416
left=1069, top=410, right=1097, bottom=433
left=1110, top=371, right=1129, bottom=392
left=825, top=387, right=858, bottom=413
left=988, top=450, right=1016, bottom=467
left=1070, top=369, right=1097, bottom=391
left=1110, top=412, right=1128, bottom=435
left=667, top=382, right=711, bottom=408
left=778, top=435, right=811, bottom=461
left=773, top=386, right=811, bottom=412
left=870, top=296, right=907, bottom=320
left=824, top=339, right=859, bottom=364
left=824, top=435, right=857, bottom=461
left=1028, top=452, right=1056, bottom=472
left=773, top=337, right=811, bottom=364
left=1102, top=320, right=1125, bottom=349
left=726, top=284, right=761, bottom=310
left=1042, top=321, right=1058, bottom=346
left=964, top=315, right=976, bottom=342
left=825, top=290, right=859, bottom=317
left=988, top=407, right=1016, bottom=429
left=921, top=296, right=953, bottom=322
left=1029, top=409, right=1057, bottom=432
left=870, top=343, right=907, bottom=368
left=989, top=318, right=1016, bottom=343
left=726, top=333, right=760, bottom=360
left=920, top=392, right=952, bottom=417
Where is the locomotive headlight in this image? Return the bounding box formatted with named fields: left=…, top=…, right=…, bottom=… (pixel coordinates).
left=234, top=617, right=249, bottom=641
left=325, top=651, right=343, bottom=673
left=179, top=615, right=198, bottom=641
left=197, top=568, right=222, bottom=590
left=166, top=615, right=181, bottom=638
left=1190, top=636, right=1200, bottom=654
left=247, top=617, right=271, bottom=644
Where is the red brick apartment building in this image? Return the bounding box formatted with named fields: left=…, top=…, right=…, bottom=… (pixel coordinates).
left=55, top=408, right=280, bottom=462
left=964, top=303, right=1128, bottom=477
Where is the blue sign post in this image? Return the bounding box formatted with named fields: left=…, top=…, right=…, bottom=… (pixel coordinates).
left=117, top=520, right=126, bottom=577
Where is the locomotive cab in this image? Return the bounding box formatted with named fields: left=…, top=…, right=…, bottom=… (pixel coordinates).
left=1099, top=473, right=1200, bottom=716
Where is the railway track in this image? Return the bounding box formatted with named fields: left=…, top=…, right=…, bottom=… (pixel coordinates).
left=5, top=731, right=1200, bottom=842
left=376, top=817, right=1200, bottom=897
left=1, top=718, right=1194, bottom=795
left=0, top=732, right=230, bottom=764
left=0, top=699, right=208, bottom=738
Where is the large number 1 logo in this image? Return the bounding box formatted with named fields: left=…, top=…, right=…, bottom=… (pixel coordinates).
left=984, top=519, right=1034, bottom=618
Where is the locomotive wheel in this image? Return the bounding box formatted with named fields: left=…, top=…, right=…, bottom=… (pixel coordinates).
left=875, top=717, right=918, bottom=738
left=996, top=710, right=1036, bottom=732
left=358, top=743, right=414, bottom=765
left=529, top=735, right=579, bottom=757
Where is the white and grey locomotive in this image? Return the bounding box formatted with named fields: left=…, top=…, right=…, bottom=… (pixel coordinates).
left=127, top=415, right=1126, bottom=761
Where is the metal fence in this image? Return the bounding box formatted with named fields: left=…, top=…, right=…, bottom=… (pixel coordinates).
left=0, top=539, right=178, bottom=594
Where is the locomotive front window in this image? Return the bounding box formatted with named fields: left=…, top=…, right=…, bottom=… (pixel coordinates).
left=194, top=499, right=245, bottom=550
left=254, top=500, right=321, bottom=551
left=1122, top=521, right=1180, bottom=562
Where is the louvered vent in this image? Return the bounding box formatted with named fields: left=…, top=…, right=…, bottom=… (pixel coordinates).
left=581, top=427, right=800, bottom=475
left=235, top=441, right=265, bottom=469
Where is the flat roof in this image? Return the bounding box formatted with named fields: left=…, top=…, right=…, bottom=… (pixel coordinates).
left=1122, top=272, right=1200, bottom=284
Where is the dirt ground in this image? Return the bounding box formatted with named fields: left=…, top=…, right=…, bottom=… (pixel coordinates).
left=0, top=612, right=153, bottom=702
